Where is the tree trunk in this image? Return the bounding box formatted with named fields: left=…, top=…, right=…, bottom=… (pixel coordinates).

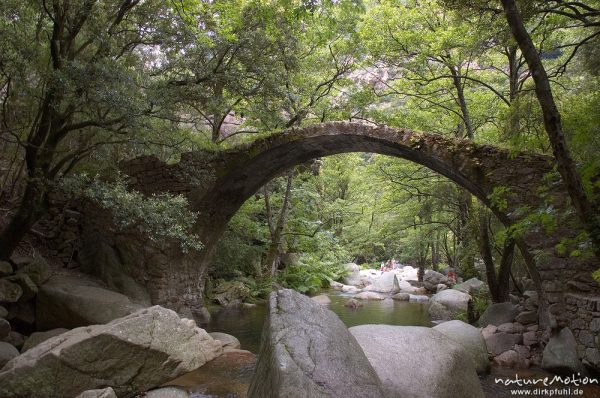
left=0, top=177, right=48, bottom=260
left=449, top=65, right=474, bottom=140
left=496, top=239, right=515, bottom=302
left=264, top=171, right=295, bottom=277
left=478, top=214, right=515, bottom=303
left=501, top=0, right=600, bottom=256
left=431, top=236, right=439, bottom=271
left=516, top=239, right=555, bottom=330
left=456, top=189, right=474, bottom=273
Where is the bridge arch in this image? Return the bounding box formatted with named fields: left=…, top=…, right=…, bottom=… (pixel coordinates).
left=81, top=122, right=598, bottom=368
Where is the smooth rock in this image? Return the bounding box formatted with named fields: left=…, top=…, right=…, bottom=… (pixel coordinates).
left=409, top=294, right=429, bottom=302
left=0, top=319, right=10, bottom=340
left=3, top=331, right=24, bottom=349
left=343, top=263, right=361, bottom=286
left=167, top=349, right=256, bottom=397
left=345, top=298, right=363, bottom=308
left=514, top=344, right=530, bottom=359
left=436, top=283, right=448, bottom=293
left=542, top=327, right=586, bottom=375
left=248, top=289, right=386, bottom=398
left=330, top=281, right=343, bottom=290
left=364, top=272, right=400, bottom=294
left=36, top=276, right=140, bottom=330
left=350, top=325, right=484, bottom=398
left=453, top=278, right=486, bottom=295
left=6, top=274, right=37, bottom=301
left=311, top=294, right=331, bottom=305
left=478, top=303, right=519, bottom=327
left=7, top=301, right=35, bottom=326
left=392, top=293, right=410, bottom=301
left=428, top=289, right=471, bottom=320
left=0, top=306, right=222, bottom=398
left=0, top=262, right=12, bottom=277
left=209, top=332, right=241, bottom=350
left=211, top=280, right=250, bottom=307
left=15, top=257, right=50, bottom=286
left=481, top=324, right=497, bottom=339
left=75, top=388, right=117, bottom=398
left=493, top=350, right=529, bottom=368
left=497, top=322, right=524, bottom=334
left=485, top=332, right=522, bottom=356
left=515, top=311, right=538, bottom=325
left=144, top=386, right=189, bottom=398
left=21, top=328, right=69, bottom=353
left=0, top=341, right=19, bottom=368
left=423, top=270, right=448, bottom=292
left=0, top=306, right=7, bottom=319
left=192, top=307, right=211, bottom=324
left=355, top=291, right=386, bottom=300
left=398, top=280, right=419, bottom=294
left=0, top=279, right=22, bottom=303
left=433, top=320, right=490, bottom=373
left=341, top=284, right=360, bottom=293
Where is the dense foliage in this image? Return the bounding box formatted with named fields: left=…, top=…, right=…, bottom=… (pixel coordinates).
left=0, top=0, right=598, bottom=296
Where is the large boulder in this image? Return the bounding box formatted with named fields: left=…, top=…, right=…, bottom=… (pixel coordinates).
left=477, top=302, right=520, bottom=327
left=6, top=274, right=38, bottom=301
left=453, top=278, right=487, bottom=295
left=428, top=289, right=471, bottom=321
left=484, top=332, right=522, bottom=356
left=0, top=279, right=22, bottom=303
left=423, top=270, right=448, bottom=292
left=493, top=350, right=529, bottom=368
left=21, top=328, right=69, bottom=353
left=542, top=327, right=586, bottom=375
left=0, top=341, right=19, bottom=368
left=515, top=311, right=538, bottom=325
left=364, top=272, right=400, bottom=294
left=211, top=280, right=250, bottom=307
left=349, top=325, right=485, bottom=398
left=0, top=261, right=12, bottom=277
left=343, top=263, right=361, bottom=286
left=355, top=291, right=386, bottom=300
left=3, top=331, right=25, bottom=350
left=248, top=289, right=386, bottom=398
left=36, top=276, right=140, bottom=330
left=168, top=349, right=256, bottom=397
left=397, top=280, right=419, bottom=294
left=311, top=294, right=331, bottom=305
left=144, top=387, right=189, bottom=398
left=209, top=332, right=241, bottom=351
left=0, top=319, right=10, bottom=340
left=75, top=388, right=117, bottom=398
left=0, top=306, right=222, bottom=398
left=433, top=320, right=490, bottom=373
left=14, top=257, right=51, bottom=286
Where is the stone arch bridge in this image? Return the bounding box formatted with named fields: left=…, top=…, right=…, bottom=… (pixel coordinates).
left=77, top=122, right=598, bottom=365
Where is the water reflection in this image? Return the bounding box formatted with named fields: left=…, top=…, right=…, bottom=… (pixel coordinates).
left=327, top=294, right=431, bottom=328
left=200, top=290, right=431, bottom=354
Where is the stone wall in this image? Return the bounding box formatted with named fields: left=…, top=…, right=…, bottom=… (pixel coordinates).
left=563, top=294, right=600, bottom=370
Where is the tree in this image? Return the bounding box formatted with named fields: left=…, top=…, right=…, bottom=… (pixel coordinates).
left=477, top=209, right=515, bottom=302
left=0, top=0, right=166, bottom=260
left=500, top=0, right=600, bottom=257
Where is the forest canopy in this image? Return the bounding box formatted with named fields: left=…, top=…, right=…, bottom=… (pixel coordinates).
left=0, top=0, right=599, bottom=293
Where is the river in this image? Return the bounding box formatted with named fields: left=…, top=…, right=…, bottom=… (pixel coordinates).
left=165, top=290, right=600, bottom=398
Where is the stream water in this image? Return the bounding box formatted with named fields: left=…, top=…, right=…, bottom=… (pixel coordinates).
left=201, top=291, right=431, bottom=353
left=165, top=290, right=600, bottom=398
